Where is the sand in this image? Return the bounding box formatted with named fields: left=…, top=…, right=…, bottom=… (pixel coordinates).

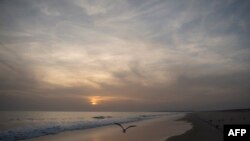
left=23, top=114, right=192, bottom=141
left=167, top=113, right=222, bottom=141
left=167, top=110, right=250, bottom=141
left=23, top=110, right=250, bottom=141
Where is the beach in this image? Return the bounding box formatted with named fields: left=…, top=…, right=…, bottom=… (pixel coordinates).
left=21, top=110, right=250, bottom=141
left=167, top=113, right=222, bottom=141
left=1, top=0, right=250, bottom=141
left=167, top=110, right=250, bottom=141
left=23, top=114, right=191, bottom=141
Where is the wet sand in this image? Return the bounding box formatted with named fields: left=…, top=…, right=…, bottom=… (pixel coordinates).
left=23, top=110, right=250, bottom=141
left=167, top=110, right=250, bottom=141
left=24, top=114, right=191, bottom=141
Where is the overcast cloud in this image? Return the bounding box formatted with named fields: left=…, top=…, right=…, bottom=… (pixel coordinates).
left=0, top=0, right=250, bottom=111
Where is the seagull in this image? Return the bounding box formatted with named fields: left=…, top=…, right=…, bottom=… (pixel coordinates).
left=114, top=123, right=136, bottom=133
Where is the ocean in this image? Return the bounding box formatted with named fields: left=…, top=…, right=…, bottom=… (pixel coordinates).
left=0, top=111, right=176, bottom=141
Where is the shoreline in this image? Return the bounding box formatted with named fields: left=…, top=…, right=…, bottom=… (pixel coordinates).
left=166, top=113, right=222, bottom=141
left=167, top=111, right=250, bottom=141
left=5, top=110, right=249, bottom=141
left=23, top=114, right=191, bottom=141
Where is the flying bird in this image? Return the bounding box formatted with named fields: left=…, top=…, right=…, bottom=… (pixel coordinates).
left=114, top=123, right=137, bottom=133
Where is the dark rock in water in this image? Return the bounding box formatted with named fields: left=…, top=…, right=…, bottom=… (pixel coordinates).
left=92, top=116, right=105, bottom=119
left=92, top=116, right=112, bottom=119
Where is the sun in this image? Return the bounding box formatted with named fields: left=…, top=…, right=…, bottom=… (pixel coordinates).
left=87, top=96, right=122, bottom=106
left=91, top=101, right=97, bottom=105
left=89, top=96, right=99, bottom=106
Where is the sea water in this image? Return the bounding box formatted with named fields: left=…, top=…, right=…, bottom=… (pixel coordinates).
left=0, top=111, right=177, bottom=141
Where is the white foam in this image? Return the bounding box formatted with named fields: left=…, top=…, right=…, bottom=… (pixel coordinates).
left=0, top=113, right=168, bottom=141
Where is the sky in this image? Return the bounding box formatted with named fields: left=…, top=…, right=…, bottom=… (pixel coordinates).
left=0, top=0, right=250, bottom=111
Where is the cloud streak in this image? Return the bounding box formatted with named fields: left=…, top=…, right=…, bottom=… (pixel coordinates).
left=0, top=0, right=250, bottom=111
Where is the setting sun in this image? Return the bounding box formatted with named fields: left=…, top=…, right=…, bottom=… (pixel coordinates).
left=89, top=96, right=101, bottom=106
left=87, top=96, right=126, bottom=106
left=91, top=100, right=97, bottom=105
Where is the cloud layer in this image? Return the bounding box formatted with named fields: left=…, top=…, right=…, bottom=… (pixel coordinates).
left=0, top=0, right=250, bottom=111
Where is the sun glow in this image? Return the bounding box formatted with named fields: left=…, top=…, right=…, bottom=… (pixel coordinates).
left=91, top=99, right=98, bottom=105
left=87, top=96, right=128, bottom=106
left=87, top=96, right=131, bottom=106
left=89, top=96, right=101, bottom=106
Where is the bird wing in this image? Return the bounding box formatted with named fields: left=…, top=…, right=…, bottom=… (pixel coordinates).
left=125, top=125, right=136, bottom=130
left=114, top=123, right=125, bottom=130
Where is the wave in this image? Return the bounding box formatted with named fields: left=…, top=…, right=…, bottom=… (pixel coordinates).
left=0, top=113, right=167, bottom=141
